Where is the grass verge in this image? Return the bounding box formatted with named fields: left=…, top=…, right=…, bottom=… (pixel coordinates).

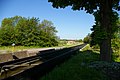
left=0, top=46, right=42, bottom=54
left=39, top=46, right=108, bottom=80
left=39, top=44, right=120, bottom=80
left=0, top=43, right=83, bottom=54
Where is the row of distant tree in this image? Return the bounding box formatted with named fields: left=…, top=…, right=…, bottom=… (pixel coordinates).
left=83, top=19, right=120, bottom=51
left=0, top=16, right=58, bottom=47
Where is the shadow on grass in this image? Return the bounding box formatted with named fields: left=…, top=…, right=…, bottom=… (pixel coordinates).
left=40, top=50, right=120, bottom=80
left=80, top=50, right=120, bottom=80
left=78, top=50, right=100, bottom=62
left=40, top=50, right=108, bottom=80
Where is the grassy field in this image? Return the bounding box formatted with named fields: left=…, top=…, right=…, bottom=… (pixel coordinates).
left=0, top=42, right=83, bottom=54
left=39, top=44, right=120, bottom=80
left=0, top=46, right=42, bottom=53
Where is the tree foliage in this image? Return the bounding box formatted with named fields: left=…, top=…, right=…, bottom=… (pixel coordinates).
left=112, top=19, right=120, bottom=52
left=0, top=16, right=58, bottom=47
left=90, top=11, right=119, bottom=47
left=48, top=0, right=120, bottom=61
left=90, top=18, right=120, bottom=46
left=83, top=33, right=91, bottom=43
left=48, top=0, right=120, bottom=12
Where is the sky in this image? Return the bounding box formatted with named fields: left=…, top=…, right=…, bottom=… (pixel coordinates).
left=0, top=0, right=104, bottom=40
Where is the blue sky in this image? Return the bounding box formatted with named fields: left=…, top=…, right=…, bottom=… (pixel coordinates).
left=0, top=0, right=103, bottom=39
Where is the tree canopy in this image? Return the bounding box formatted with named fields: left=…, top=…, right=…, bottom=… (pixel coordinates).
left=0, top=16, right=58, bottom=47
left=48, top=0, right=120, bottom=13
left=48, top=0, right=120, bottom=61
left=83, top=33, right=91, bottom=44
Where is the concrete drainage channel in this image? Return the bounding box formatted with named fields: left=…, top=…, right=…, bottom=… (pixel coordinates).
left=0, top=44, right=87, bottom=80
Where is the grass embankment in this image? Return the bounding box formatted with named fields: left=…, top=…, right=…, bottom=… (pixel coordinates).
left=0, top=42, right=83, bottom=54
left=39, top=44, right=120, bottom=80
left=0, top=46, right=42, bottom=53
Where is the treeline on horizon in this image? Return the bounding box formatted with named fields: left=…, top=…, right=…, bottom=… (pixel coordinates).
left=0, top=16, right=58, bottom=47
left=83, top=18, right=120, bottom=55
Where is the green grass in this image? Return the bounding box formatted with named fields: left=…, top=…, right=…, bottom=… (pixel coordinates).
left=0, top=46, right=41, bottom=52
left=58, top=42, right=83, bottom=48
left=39, top=46, right=108, bottom=80
left=0, top=43, right=83, bottom=54
left=84, top=44, right=120, bottom=62
left=39, top=44, right=120, bottom=80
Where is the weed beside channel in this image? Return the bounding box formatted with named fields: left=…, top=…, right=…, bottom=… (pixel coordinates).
left=39, top=50, right=107, bottom=80
left=39, top=45, right=120, bottom=80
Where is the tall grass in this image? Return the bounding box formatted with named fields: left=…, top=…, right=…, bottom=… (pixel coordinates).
left=0, top=46, right=42, bottom=53
left=40, top=44, right=120, bottom=80
left=0, top=42, right=83, bottom=54
left=39, top=45, right=108, bottom=80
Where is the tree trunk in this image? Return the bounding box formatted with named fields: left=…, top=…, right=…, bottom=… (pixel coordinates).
left=99, top=0, right=112, bottom=61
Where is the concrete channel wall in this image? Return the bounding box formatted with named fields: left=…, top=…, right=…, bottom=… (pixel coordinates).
left=0, top=53, right=13, bottom=62
left=1, top=44, right=87, bottom=80
left=0, top=51, right=37, bottom=63
left=0, top=48, right=56, bottom=63
left=0, top=48, right=60, bottom=63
